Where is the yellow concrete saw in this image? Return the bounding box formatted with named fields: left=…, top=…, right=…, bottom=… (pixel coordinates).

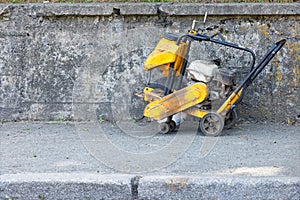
left=137, top=17, right=286, bottom=136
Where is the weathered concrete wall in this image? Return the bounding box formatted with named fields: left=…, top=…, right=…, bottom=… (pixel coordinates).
left=0, top=3, right=299, bottom=123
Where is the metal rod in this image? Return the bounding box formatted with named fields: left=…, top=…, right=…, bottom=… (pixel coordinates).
left=232, top=39, right=286, bottom=106
left=177, top=33, right=256, bottom=71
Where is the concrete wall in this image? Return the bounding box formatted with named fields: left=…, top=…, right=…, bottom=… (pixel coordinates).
left=0, top=3, right=299, bottom=123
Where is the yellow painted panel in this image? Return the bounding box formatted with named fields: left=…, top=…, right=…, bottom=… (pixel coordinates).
left=144, top=83, right=208, bottom=120
left=144, top=38, right=178, bottom=71
left=143, top=87, right=163, bottom=102
left=185, top=107, right=208, bottom=119
left=144, top=38, right=189, bottom=77
left=217, top=89, right=243, bottom=114
left=174, top=42, right=189, bottom=76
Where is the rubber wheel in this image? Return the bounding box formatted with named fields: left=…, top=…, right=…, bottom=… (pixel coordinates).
left=160, top=122, right=170, bottom=134
left=224, top=109, right=237, bottom=130
left=169, top=120, right=177, bottom=132
left=199, top=113, right=224, bottom=137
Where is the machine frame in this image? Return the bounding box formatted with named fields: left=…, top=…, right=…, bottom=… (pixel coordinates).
left=141, top=20, right=286, bottom=136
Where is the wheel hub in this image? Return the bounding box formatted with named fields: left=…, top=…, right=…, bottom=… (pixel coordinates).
left=208, top=122, right=214, bottom=127
left=199, top=112, right=224, bottom=137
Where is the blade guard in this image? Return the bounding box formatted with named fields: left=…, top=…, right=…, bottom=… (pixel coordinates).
left=144, top=82, right=208, bottom=121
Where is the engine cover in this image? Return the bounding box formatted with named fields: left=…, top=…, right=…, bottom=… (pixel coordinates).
left=187, top=60, right=219, bottom=83
left=187, top=60, right=236, bottom=86
left=187, top=60, right=236, bottom=103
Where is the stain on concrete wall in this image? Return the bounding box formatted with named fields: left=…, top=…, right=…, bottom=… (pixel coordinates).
left=0, top=3, right=299, bottom=124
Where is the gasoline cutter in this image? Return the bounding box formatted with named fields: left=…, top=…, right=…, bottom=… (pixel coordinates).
left=137, top=15, right=286, bottom=136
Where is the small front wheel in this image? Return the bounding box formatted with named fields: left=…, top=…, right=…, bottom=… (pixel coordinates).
left=160, top=122, right=170, bottom=134
left=199, top=113, right=224, bottom=137
left=169, top=120, right=177, bottom=132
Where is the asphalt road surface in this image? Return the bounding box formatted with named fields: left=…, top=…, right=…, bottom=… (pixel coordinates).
left=1, top=121, right=300, bottom=199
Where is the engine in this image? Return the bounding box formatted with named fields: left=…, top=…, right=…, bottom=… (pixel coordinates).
left=187, top=60, right=236, bottom=105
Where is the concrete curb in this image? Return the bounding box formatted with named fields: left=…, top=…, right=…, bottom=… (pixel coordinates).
left=0, top=173, right=133, bottom=199
left=138, top=175, right=300, bottom=199
left=0, top=3, right=299, bottom=17
left=1, top=173, right=299, bottom=199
